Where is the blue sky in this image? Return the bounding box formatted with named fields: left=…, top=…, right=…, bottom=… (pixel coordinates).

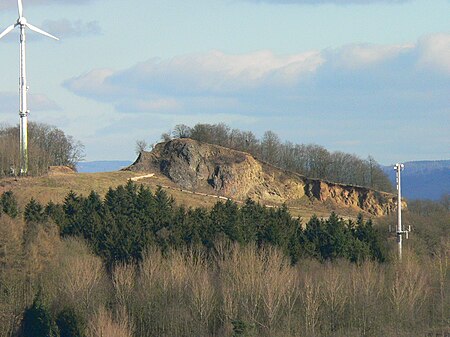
left=0, top=0, right=449, bottom=164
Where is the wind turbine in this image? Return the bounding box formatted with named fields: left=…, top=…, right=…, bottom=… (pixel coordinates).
left=0, top=0, right=58, bottom=175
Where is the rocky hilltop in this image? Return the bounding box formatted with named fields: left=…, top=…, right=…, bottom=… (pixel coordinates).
left=127, top=138, right=400, bottom=216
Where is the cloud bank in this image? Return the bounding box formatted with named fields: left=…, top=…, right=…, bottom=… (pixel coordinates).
left=63, top=33, right=450, bottom=117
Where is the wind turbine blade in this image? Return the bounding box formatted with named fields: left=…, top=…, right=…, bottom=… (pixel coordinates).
left=18, top=0, right=23, bottom=18
left=25, top=23, right=59, bottom=40
left=0, top=24, right=15, bottom=40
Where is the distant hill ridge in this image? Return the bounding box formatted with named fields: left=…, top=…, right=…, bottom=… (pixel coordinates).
left=76, top=160, right=132, bottom=173
left=382, top=160, right=450, bottom=200
left=126, top=138, right=399, bottom=216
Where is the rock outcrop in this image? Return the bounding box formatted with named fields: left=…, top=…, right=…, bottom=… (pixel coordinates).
left=126, top=138, right=400, bottom=216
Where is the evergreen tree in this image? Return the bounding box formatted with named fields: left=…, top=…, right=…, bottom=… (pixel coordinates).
left=61, top=191, right=84, bottom=236
left=183, top=208, right=203, bottom=246
left=45, top=201, right=65, bottom=225
left=210, top=200, right=242, bottom=243
left=51, top=184, right=388, bottom=265
left=56, top=308, right=85, bottom=337
left=24, top=198, right=46, bottom=223
left=322, top=212, right=351, bottom=260
left=22, top=293, right=59, bottom=337
left=303, top=215, right=326, bottom=260
left=239, top=198, right=265, bottom=243
left=354, top=215, right=386, bottom=262
left=1, top=191, right=19, bottom=218
left=80, top=191, right=103, bottom=242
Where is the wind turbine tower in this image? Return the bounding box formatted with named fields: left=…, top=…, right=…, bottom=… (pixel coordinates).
left=394, top=163, right=411, bottom=260
left=0, top=0, right=58, bottom=175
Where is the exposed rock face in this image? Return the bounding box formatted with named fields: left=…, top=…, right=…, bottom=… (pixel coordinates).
left=127, top=138, right=399, bottom=216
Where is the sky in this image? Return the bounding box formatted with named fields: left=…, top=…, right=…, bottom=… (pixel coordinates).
left=0, top=0, right=449, bottom=165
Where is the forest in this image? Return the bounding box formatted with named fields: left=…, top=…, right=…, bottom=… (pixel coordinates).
left=0, top=184, right=448, bottom=337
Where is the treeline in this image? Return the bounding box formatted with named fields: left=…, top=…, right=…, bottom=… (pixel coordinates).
left=0, top=122, right=84, bottom=176
left=23, top=181, right=387, bottom=267
left=159, top=123, right=393, bottom=192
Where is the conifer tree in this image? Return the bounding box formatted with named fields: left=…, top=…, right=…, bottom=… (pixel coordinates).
left=1, top=191, right=19, bottom=218
left=24, top=198, right=46, bottom=223
left=56, top=308, right=86, bottom=337
left=61, top=191, right=84, bottom=236
left=22, top=292, right=59, bottom=337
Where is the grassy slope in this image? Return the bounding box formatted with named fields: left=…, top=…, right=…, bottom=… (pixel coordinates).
left=0, top=170, right=371, bottom=221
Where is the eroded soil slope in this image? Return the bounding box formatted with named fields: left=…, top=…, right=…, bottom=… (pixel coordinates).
left=126, top=139, right=399, bottom=216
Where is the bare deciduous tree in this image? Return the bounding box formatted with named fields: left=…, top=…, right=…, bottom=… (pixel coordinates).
left=0, top=122, right=84, bottom=175
left=135, top=140, right=148, bottom=154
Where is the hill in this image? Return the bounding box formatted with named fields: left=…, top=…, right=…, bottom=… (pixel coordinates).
left=125, top=138, right=399, bottom=217
left=0, top=139, right=400, bottom=220
left=382, top=160, right=450, bottom=200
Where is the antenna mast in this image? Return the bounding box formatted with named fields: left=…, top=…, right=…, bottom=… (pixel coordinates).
left=394, top=163, right=410, bottom=260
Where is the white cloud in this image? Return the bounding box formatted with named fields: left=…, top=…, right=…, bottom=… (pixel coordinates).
left=417, top=33, right=450, bottom=74
left=29, top=94, right=61, bottom=111
left=63, top=33, right=450, bottom=118
left=0, top=92, right=60, bottom=113
left=115, top=98, right=181, bottom=113
left=325, top=43, right=414, bottom=69
left=65, top=50, right=324, bottom=99
left=42, top=19, right=101, bottom=38
left=64, top=68, right=118, bottom=100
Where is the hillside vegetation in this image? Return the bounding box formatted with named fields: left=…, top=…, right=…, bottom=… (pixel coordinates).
left=0, top=186, right=448, bottom=337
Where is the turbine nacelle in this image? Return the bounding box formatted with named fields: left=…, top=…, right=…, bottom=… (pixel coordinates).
left=17, top=17, right=27, bottom=26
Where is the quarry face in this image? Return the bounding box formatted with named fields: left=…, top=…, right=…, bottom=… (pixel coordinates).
left=127, top=138, right=399, bottom=217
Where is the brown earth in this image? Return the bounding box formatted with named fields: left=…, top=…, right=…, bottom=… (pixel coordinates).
left=48, top=165, right=76, bottom=175
left=125, top=138, right=401, bottom=217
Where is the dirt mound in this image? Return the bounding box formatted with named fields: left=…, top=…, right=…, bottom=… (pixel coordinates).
left=48, top=166, right=76, bottom=175
left=126, top=138, right=400, bottom=216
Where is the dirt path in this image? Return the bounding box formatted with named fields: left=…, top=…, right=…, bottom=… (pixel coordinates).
left=130, top=173, right=155, bottom=181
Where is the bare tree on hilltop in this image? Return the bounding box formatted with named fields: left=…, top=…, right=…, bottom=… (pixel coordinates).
left=0, top=122, right=84, bottom=176
left=161, top=123, right=394, bottom=192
